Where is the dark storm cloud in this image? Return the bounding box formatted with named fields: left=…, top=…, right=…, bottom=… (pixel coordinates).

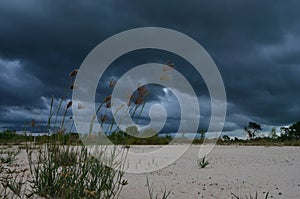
left=0, top=58, right=43, bottom=107
left=0, top=0, right=300, bottom=132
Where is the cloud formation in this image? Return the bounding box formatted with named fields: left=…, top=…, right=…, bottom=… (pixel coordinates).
left=0, top=0, right=300, bottom=135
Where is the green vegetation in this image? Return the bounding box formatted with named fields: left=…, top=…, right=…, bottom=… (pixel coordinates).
left=220, top=121, right=300, bottom=146
left=146, top=177, right=171, bottom=199
left=280, top=121, right=300, bottom=139
left=108, top=128, right=172, bottom=145
left=218, top=136, right=300, bottom=146
left=0, top=164, right=27, bottom=198
left=269, top=127, right=278, bottom=140
left=21, top=69, right=129, bottom=198
left=0, top=135, right=127, bottom=198
left=244, top=122, right=262, bottom=139
left=2, top=121, right=300, bottom=147
left=197, top=156, right=209, bottom=168
left=26, top=142, right=127, bottom=198
left=0, top=130, right=82, bottom=145
left=0, top=130, right=28, bottom=146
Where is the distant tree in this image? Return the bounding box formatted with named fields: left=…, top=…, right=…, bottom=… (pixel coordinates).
left=198, top=129, right=206, bottom=139
left=288, top=121, right=300, bottom=139
left=244, top=122, right=262, bottom=139
left=280, top=121, right=300, bottom=139
left=165, top=133, right=172, bottom=140
left=197, top=129, right=206, bottom=139
left=222, top=135, right=231, bottom=141
left=269, top=127, right=278, bottom=139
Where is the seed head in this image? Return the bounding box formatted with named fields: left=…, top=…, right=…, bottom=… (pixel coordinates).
left=109, top=79, right=116, bottom=88
left=106, top=102, right=112, bottom=108
left=167, top=62, right=175, bottom=68
left=31, top=119, right=35, bottom=127
left=66, top=101, right=72, bottom=109
left=135, top=96, right=144, bottom=105
left=103, top=95, right=112, bottom=103
left=137, top=85, right=148, bottom=97
left=69, top=69, right=78, bottom=77
left=100, top=115, right=108, bottom=123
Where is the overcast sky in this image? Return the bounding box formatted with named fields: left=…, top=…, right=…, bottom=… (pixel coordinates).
left=0, top=0, right=299, bottom=136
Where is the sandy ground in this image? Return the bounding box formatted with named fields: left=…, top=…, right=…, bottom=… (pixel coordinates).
left=2, top=145, right=299, bottom=198
left=120, top=145, right=300, bottom=199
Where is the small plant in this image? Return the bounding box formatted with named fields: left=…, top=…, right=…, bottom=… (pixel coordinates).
left=146, top=177, right=171, bottom=199
left=53, top=145, right=78, bottom=167
left=2, top=173, right=25, bottom=197
left=0, top=161, right=27, bottom=198
left=197, top=156, right=209, bottom=168
left=231, top=192, right=269, bottom=199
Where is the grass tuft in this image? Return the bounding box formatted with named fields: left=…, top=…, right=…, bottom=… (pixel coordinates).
left=146, top=177, right=171, bottom=199
left=197, top=156, right=209, bottom=168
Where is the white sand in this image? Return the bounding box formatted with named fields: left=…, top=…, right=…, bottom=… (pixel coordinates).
left=120, top=145, right=300, bottom=199
left=3, top=145, right=300, bottom=198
